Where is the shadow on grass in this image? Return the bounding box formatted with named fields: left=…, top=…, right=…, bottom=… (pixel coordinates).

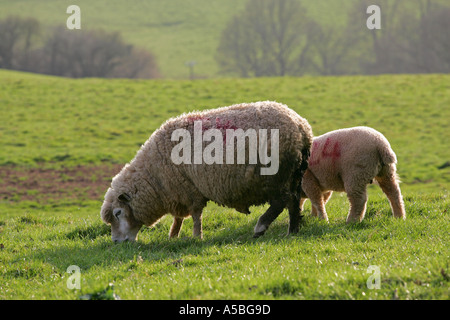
left=24, top=211, right=380, bottom=273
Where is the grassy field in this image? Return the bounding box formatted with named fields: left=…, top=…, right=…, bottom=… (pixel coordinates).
left=0, top=70, right=449, bottom=300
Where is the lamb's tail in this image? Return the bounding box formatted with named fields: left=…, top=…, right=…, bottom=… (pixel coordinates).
left=378, top=138, right=397, bottom=166
left=376, top=138, right=399, bottom=181
left=374, top=139, right=406, bottom=219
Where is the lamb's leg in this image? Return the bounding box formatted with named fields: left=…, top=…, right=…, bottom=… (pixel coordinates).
left=299, top=197, right=307, bottom=213
left=375, top=174, right=406, bottom=219
left=300, top=195, right=317, bottom=217
left=253, top=199, right=285, bottom=238
left=313, top=199, right=329, bottom=221
left=346, top=188, right=368, bottom=223
left=287, top=195, right=302, bottom=235
left=191, top=211, right=203, bottom=239
left=310, top=202, right=318, bottom=217
left=302, top=170, right=329, bottom=221
left=313, top=191, right=332, bottom=220
left=323, top=191, right=333, bottom=205
left=169, top=217, right=184, bottom=239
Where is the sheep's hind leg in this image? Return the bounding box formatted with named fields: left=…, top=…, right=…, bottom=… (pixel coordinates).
left=169, top=217, right=184, bottom=239
left=287, top=195, right=302, bottom=235
left=253, top=199, right=285, bottom=238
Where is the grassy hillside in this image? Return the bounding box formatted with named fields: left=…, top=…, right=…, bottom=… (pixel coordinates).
left=1, top=70, right=449, bottom=191
left=0, top=70, right=449, bottom=300
left=0, top=0, right=354, bottom=78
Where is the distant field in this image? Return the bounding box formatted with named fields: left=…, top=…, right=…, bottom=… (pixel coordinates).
left=0, top=0, right=354, bottom=78
left=0, top=70, right=449, bottom=300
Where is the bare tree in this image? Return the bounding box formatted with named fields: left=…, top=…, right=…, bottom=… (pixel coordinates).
left=416, top=6, right=450, bottom=72
left=306, top=18, right=364, bottom=75
left=41, top=27, right=160, bottom=78
left=0, top=16, right=159, bottom=78
left=354, top=0, right=450, bottom=74
left=216, top=0, right=311, bottom=77
left=0, top=16, right=40, bottom=69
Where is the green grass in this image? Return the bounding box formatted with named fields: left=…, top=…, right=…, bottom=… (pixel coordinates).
left=0, top=70, right=449, bottom=299
left=1, top=192, right=449, bottom=299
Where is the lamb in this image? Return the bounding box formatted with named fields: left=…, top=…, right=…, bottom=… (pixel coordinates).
left=299, top=126, right=406, bottom=223
left=100, top=101, right=313, bottom=242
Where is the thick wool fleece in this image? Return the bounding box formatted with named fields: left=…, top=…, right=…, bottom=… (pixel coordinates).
left=101, top=101, right=313, bottom=236
left=300, top=126, right=406, bottom=222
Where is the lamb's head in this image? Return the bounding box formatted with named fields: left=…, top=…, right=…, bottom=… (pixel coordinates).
left=101, top=188, right=142, bottom=243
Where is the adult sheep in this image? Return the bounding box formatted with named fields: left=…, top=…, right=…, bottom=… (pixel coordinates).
left=100, top=101, right=313, bottom=242
left=299, top=126, right=406, bottom=223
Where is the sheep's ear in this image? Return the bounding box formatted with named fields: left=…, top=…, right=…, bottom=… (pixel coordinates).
left=118, top=193, right=131, bottom=203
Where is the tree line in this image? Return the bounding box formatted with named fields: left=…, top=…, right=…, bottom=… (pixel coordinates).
left=1, top=0, right=448, bottom=79
left=216, top=0, right=450, bottom=77
left=0, top=16, right=159, bottom=78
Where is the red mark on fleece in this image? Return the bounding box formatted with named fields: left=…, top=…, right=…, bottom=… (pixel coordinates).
left=309, top=138, right=341, bottom=167
left=215, top=118, right=238, bottom=143
left=309, top=141, right=321, bottom=166
left=322, top=137, right=341, bottom=160
left=188, top=116, right=238, bottom=142
left=188, top=116, right=211, bottom=131
left=215, top=118, right=237, bottom=131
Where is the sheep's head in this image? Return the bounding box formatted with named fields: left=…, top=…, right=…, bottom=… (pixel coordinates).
left=101, top=188, right=142, bottom=243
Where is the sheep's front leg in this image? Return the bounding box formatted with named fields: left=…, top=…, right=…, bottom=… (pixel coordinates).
left=253, top=199, right=285, bottom=238
left=169, top=217, right=184, bottom=239
left=191, top=211, right=203, bottom=239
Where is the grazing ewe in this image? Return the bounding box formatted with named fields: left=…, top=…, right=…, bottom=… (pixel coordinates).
left=299, top=126, right=406, bottom=223
left=100, top=101, right=313, bottom=242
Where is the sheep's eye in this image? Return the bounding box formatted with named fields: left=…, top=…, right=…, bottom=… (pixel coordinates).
left=113, top=208, right=122, bottom=220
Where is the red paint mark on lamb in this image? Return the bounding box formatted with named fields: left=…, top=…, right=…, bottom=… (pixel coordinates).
left=309, top=140, right=321, bottom=166
left=309, top=138, right=341, bottom=167
left=321, top=137, right=341, bottom=163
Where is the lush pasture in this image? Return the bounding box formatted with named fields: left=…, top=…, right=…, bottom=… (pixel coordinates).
left=0, top=70, right=449, bottom=299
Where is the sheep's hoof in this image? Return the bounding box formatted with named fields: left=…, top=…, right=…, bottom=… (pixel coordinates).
left=253, top=223, right=267, bottom=238
left=253, top=231, right=266, bottom=238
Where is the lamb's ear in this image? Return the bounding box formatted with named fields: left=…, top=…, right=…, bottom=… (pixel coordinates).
left=118, top=193, right=131, bottom=203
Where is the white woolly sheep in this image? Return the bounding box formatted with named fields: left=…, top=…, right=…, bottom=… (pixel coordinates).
left=100, top=101, right=313, bottom=242
left=299, top=126, right=406, bottom=223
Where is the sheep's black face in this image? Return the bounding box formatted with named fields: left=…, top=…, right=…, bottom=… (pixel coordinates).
left=101, top=190, right=142, bottom=243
